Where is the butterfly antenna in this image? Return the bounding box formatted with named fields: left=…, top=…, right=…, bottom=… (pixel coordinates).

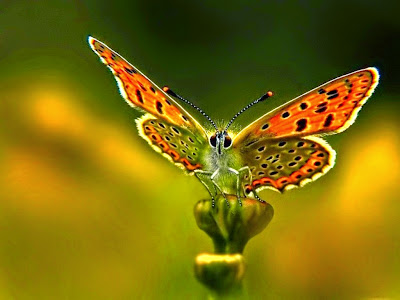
left=163, top=86, right=219, bottom=131
left=224, top=91, right=273, bottom=131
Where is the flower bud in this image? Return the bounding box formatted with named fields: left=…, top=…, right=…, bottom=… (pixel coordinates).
left=194, top=253, right=245, bottom=293
left=194, top=195, right=274, bottom=254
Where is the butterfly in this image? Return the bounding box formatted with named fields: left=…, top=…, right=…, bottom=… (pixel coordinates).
left=88, top=36, right=379, bottom=207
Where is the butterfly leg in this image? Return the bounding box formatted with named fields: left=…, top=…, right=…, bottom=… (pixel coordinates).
left=239, top=166, right=266, bottom=204
left=194, top=169, right=229, bottom=207
left=210, top=169, right=229, bottom=207
left=227, top=168, right=242, bottom=206
left=253, top=192, right=266, bottom=204
left=194, top=170, right=216, bottom=206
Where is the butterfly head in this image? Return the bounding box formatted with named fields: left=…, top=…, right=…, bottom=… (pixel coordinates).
left=209, top=130, right=233, bottom=155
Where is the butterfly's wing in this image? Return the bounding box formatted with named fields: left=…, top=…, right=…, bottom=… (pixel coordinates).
left=233, top=68, right=379, bottom=192
left=234, top=68, right=379, bottom=144
left=89, top=36, right=208, bottom=173
left=137, top=114, right=206, bottom=171
left=240, top=136, right=335, bottom=193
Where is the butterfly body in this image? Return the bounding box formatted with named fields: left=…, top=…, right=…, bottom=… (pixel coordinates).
left=89, top=36, right=379, bottom=204
left=201, top=130, right=243, bottom=195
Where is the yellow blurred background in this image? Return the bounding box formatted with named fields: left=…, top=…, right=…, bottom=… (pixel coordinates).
left=0, top=0, right=399, bottom=299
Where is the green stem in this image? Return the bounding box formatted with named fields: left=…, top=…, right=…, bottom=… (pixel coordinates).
left=194, top=195, right=274, bottom=296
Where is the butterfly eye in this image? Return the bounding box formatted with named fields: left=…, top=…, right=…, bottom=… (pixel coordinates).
left=223, top=136, right=232, bottom=148
left=210, top=135, right=217, bottom=147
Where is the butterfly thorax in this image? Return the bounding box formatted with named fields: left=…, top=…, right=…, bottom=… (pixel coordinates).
left=207, top=147, right=240, bottom=169
left=203, top=130, right=243, bottom=194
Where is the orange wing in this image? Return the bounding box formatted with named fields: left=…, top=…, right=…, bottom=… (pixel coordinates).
left=88, top=36, right=207, bottom=139
left=234, top=68, right=379, bottom=145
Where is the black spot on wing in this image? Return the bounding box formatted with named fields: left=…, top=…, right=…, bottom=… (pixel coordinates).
left=327, top=89, right=338, bottom=95
left=138, top=82, right=147, bottom=91
left=156, top=101, right=163, bottom=114
left=300, top=103, right=308, bottom=110
left=296, top=119, right=307, bottom=132
left=323, top=114, right=334, bottom=127
left=326, top=89, right=339, bottom=100
left=327, top=94, right=339, bottom=100
left=172, top=127, right=180, bottom=134
left=136, top=89, right=144, bottom=103
left=315, top=106, right=328, bottom=113
left=124, top=67, right=137, bottom=74
left=278, top=141, right=287, bottom=147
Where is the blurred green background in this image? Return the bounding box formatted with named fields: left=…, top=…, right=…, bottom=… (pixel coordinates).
left=0, top=0, right=399, bottom=299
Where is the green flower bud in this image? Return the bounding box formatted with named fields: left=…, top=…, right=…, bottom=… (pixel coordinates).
left=194, top=195, right=274, bottom=254
left=194, top=253, right=245, bottom=294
